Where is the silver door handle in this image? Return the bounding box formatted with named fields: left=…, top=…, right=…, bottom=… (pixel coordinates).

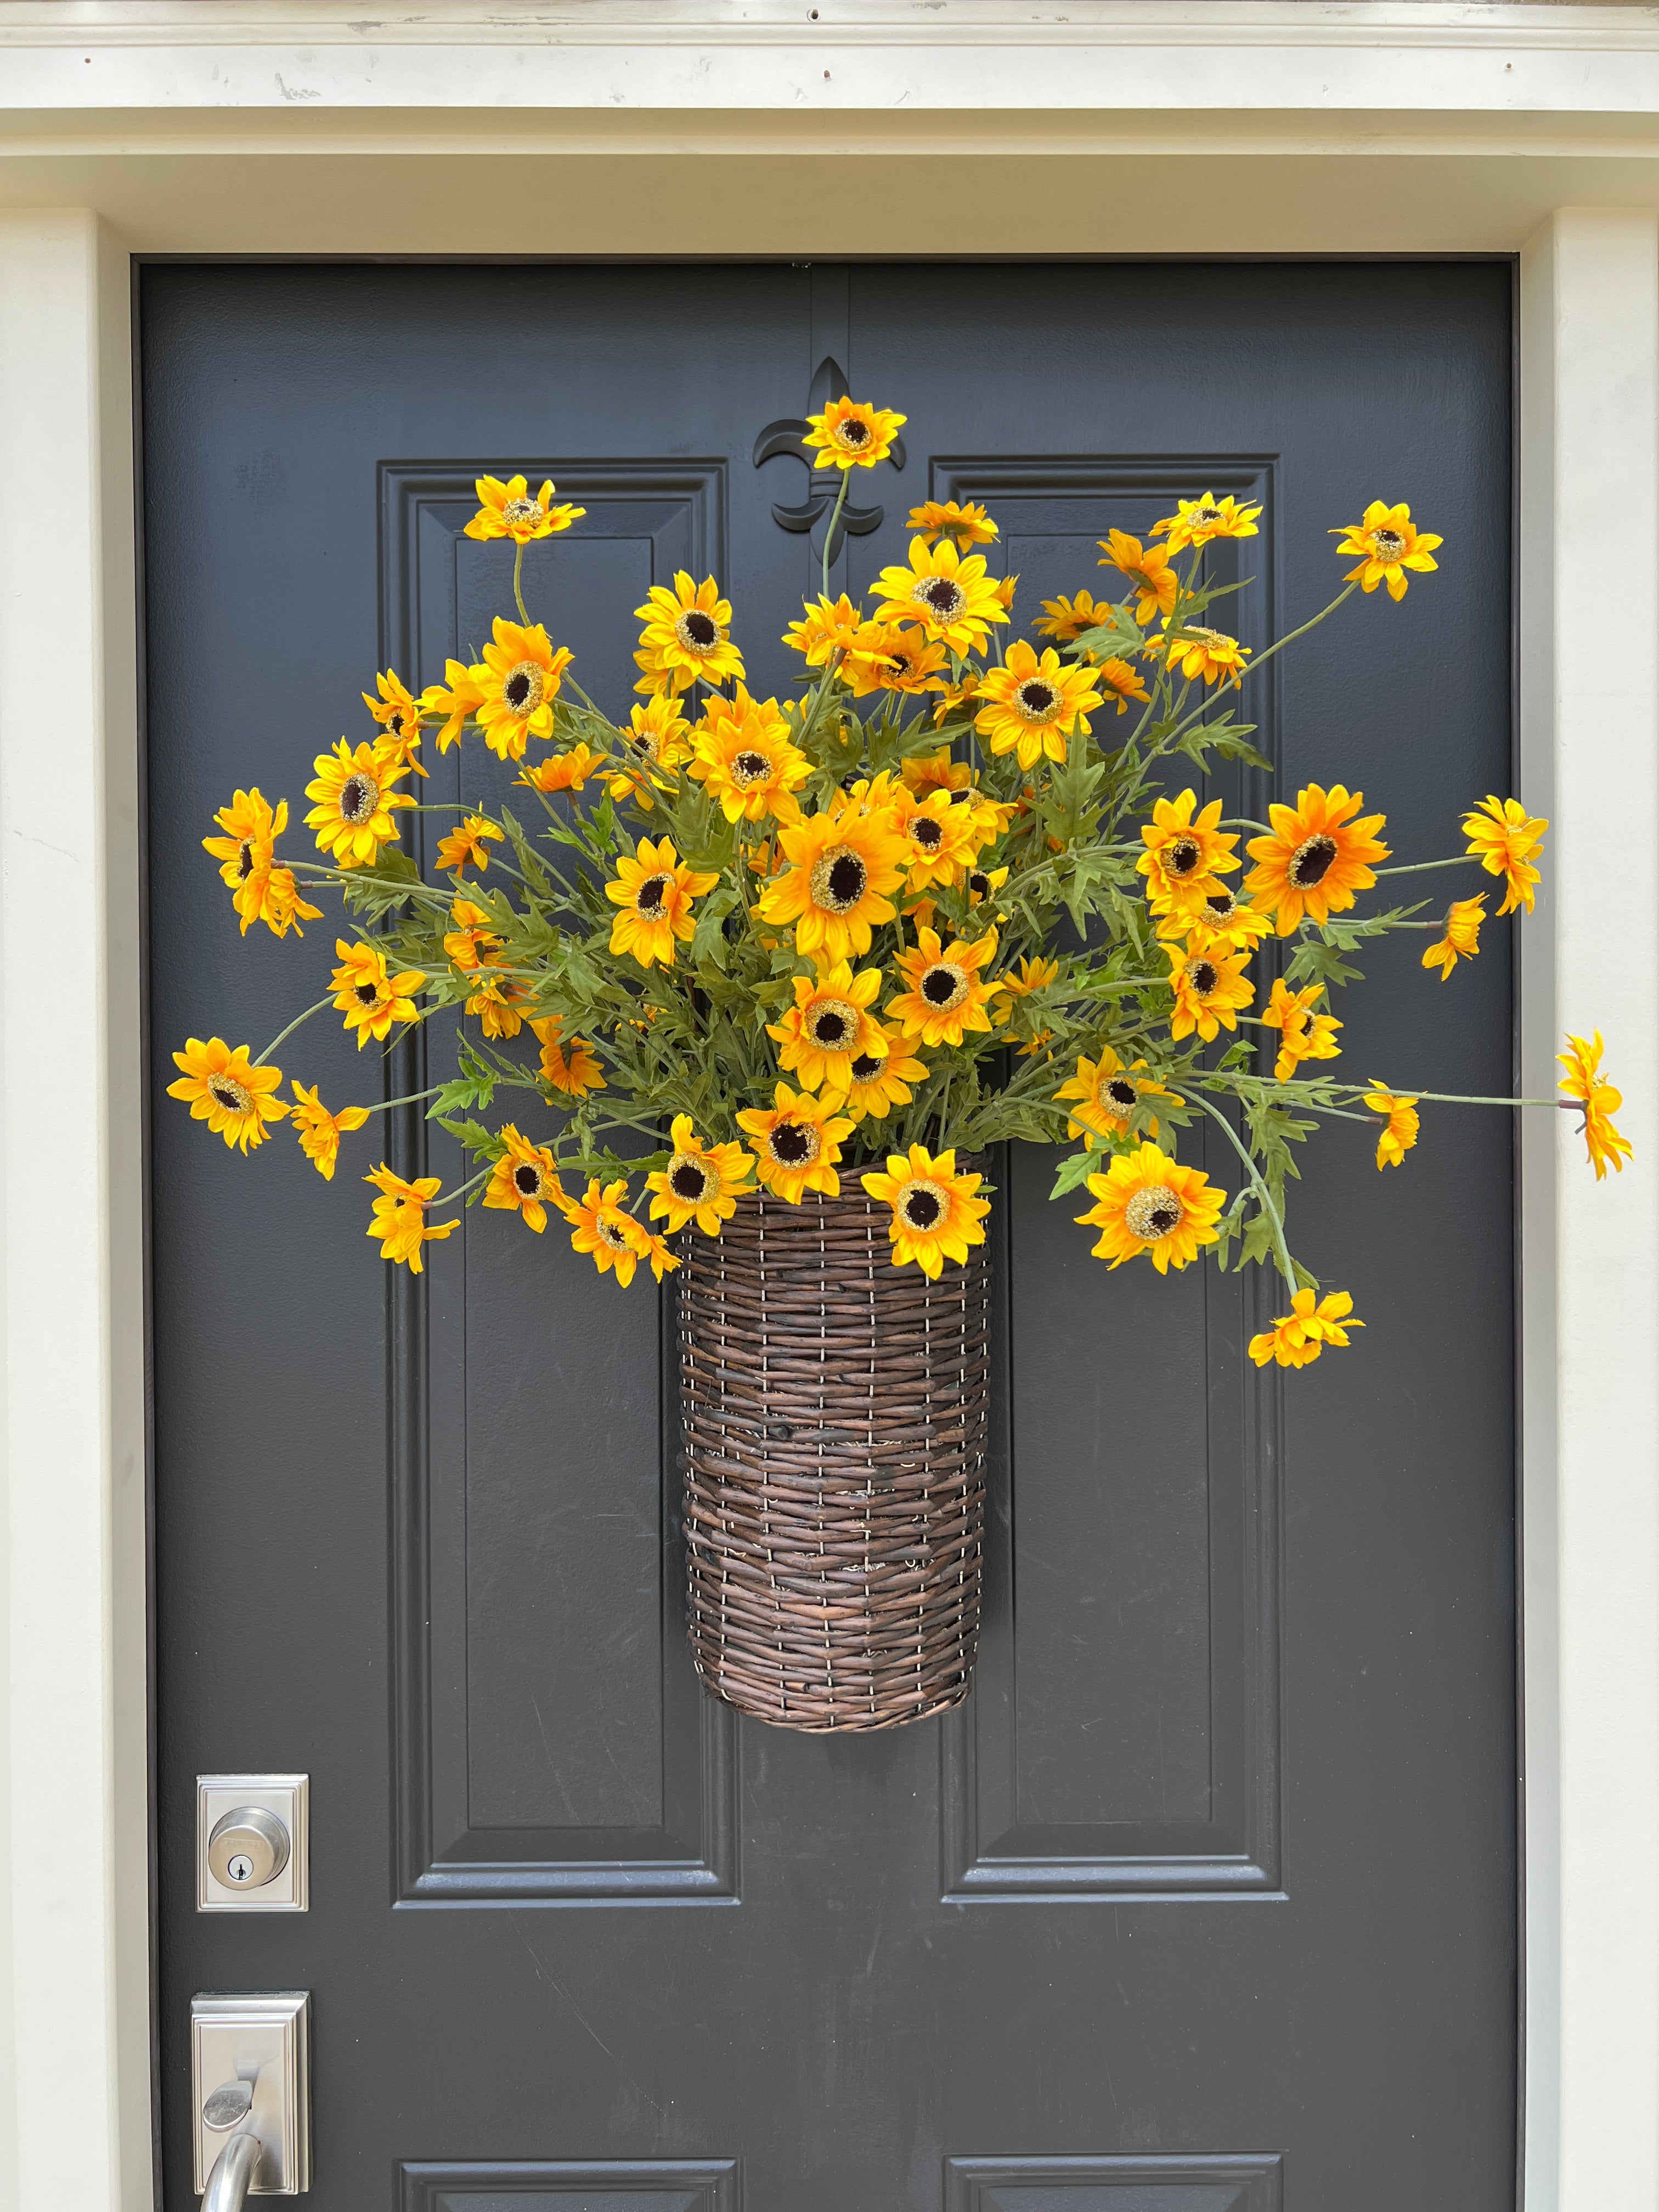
left=202, top=2123, right=263, bottom=2212
left=191, top=1993, right=311, bottom=2197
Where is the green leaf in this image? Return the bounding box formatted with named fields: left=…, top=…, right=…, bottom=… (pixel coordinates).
left=1048, top=1148, right=1100, bottom=1200
left=435, top=1116, right=503, bottom=1158
left=427, top=1070, right=495, bottom=1116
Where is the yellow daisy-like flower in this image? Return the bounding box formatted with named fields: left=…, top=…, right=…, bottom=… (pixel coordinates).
left=203, top=788, right=322, bottom=939
left=442, top=897, right=501, bottom=974
left=803, top=397, right=906, bottom=472
left=464, top=473, right=586, bottom=545
left=635, top=573, right=745, bottom=695
left=1165, top=940, right=1255, bottom=1043
left=888, top=784, right=978, bottom=893
left=1249, top=1288, right=1363, bottom=1369
left=860, top=1144, right=991, bottom=1279
left=167, top=1037, right=289, bottom=1154
left=994, top=573, right=1020, bottom=614
left=1097, top=530, right=1178, bottom=625
left=530, top=1015, right=606, bottom=1099
left=605, top=836, right=719, bottom=971
left=1166, top=885, right=1274, bottom=956
left=466, top=976, right=527, bottom=1042
left=360, top=667, right=428, bottom=776
left=735, top=1084, right=854, bottom=1204
left=1153, top=491, right=1262, bottom=551
left=289, top=1082, right=369, bottom=1181
left=1422, top=895, right=1487, bottom=980
left=932, top=669, right=986, bottom=725
left=1261, top=977, right=1342, bottom=1080
left=1096, top=656, right=1150, bottom=714
left=871, top=537, right=1008, bottom=657
left=1245, top=783, right=1390, bottom=936
left=998, top=954, right=1060, bottom=999
left=634, top=1226, right=682, bottom=1283
left=768, top=961, right=888, bottom=1093
left=1137, top=789, right=1240, bottom=917
left=887, top=926, right=1001, bottom=1049
left=365, top=1165, right=458, bottom=1275
left=557, top=1177, right=652, bottom=1286
left=435, top=813, right=505, bottom=875
left=471, top=617, right=574, bottom=761
left=420, top=659, right=485, bottom=754
left=1147, top=622, right=1252, bottom=689
left=1035, top=589, right=1114, bottom=644
left=304, top=738, right=414, bottom=868
left=689, top=690, right=810, bottom=825
left=907, top=498, right=998, bottom=551
left=975, top=640, right=1103, bottom=770
left=610, top=693, right=693, bottom=808
left=1463, top=794, right=1547, bottom=916
left=1055, top=1048, right=1170, bottom=1145
left=1075, top=1141, right=1226, bottom=1274
left=330, top=938, right=426, bottom=1048
left=1331, top=499, right=1442, bottom=601
left=755, top=794, right=911, bottom=963
left=1363, top=1085, right=1420, bottom=1170
left=520, top=743, right=605, bottom=795
left=646, top=1114, right=756, bottom=1236
left=901, top=749, right=974, bottom=801
left=482, top=1124, right=564, bottom=1233
left=834, top=1029, right=929, bottom=1123
left=843, top=623, right=950, bottom=697
left=1558, top=1030, right=1634, bottom=1180
left=783, top=592, right=864, bottom=667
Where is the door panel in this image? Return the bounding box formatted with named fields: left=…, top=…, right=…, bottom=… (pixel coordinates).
left=145, top=261, right=1516, bottom=2212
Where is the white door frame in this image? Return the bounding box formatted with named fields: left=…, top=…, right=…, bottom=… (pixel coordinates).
left=2, top=9, right=1656, bottom=2205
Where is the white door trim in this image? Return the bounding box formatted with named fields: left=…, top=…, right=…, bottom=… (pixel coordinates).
left=2, top=14, right=1656, bottom=2204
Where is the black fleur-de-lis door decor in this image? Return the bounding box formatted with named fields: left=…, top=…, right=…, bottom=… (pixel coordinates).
left=752, top=353, right=906, bottom=568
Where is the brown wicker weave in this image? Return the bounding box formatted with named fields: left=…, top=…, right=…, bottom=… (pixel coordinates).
left=679, top=1180, right=990, bottom=1733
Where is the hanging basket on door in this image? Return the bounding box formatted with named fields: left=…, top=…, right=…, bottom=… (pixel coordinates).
left=680, top=1181, right=990, bottom=1732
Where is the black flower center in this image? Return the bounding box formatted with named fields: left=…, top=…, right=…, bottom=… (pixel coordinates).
left=808, top=1001, right=855, bottom=1048
left=849, top=1052, right=883, bottom=1084
left=1166, top=836, right=1201, bottom=877
left=911, top=817, right=944, bottom=850
left=514, top=1163, right=543, bottom=1198
left=1289, top=833, right=1338, bottom=888
left=1371, top=528, right=1405, bottom=557
left=901, top=1183, right=945, bottom=1231
left=916, top=577, right=965, bottom=622
left=1206, top=890, right=1237, bottom=917
left=922, top=962, right=967, bottom=1010
left=969, top=871, right=992, bottom=900
left=1124, top=1184, right=1183, bottom=1242
left=209, top=1077, right=251, bottom=1113
left=1188, top=960, right=1218, bottom=997
left=810, top=846, right=868, bottom=914
left=1195, top=506, right=1222, bottom=525
left=596, top=1216, right=634, bottom=1252
left=502, top=496, right=541, bottom=523
left=339, top=774, right=377, bottom=825
left=388, top=711, right=407, bottom=735
left=354, top=980, right=381, bottom=1006
left=1105, top=1077, right=1138, bottom=1111
left=670, top=1160, right=710, bottom=1201
left=732, top=749, right=770, bottom=785
left=678, top=610, right=720, bottom=652
left=236, top=840, right=255, bottom=880
left=769, top=1122, right=817, bottom=1166
left=1017, top=680, right=1058, bottom=720
left=836, top=416, right=871, bottom=447
left=635, top=873, right=672, bottom=915
left=504, top=660, right=545, bottom=716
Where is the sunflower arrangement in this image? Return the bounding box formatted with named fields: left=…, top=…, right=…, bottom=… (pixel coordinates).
left=172, top=446, right=1629, bottom=1373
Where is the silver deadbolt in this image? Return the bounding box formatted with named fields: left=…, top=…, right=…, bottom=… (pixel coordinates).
left=208, top=1807, right=290, bottom=1891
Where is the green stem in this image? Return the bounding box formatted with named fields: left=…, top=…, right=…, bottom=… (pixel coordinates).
left=364, top=1084, right=447, bottom=1116
left=424, top=1161, right=495, bottom=1220
left=1189, top=1089, right=1299, bottom=1295
left=1373, top=855, right=1480, bottom=878
left=512, top=543, right=530, bottom=626
left=821, top=469, right=854, bottom=600
left=255, top=996, right=332, bottom=1068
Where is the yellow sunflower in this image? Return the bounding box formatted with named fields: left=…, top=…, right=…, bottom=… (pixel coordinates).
left=1363, top=1085, right=1420, bottom=1170
left=289, top=1082, right=369, bottom=1180
left=464, top=473, right=585, bottom=544
left=889, top=785, right=978, bottom=893
left=901, top=749, right=974, bottom=801
left=605, top=837, right=720, bottom=970
left=754, top=794, right=911, bottom=963
left=1153, top=492, right=1262, bottom=551
left=465, top=977, right=527, bottom=1041
left=635, top=573, right=745, bottom=695
left=520, top=743, right=604, bottom=795
left=1054, top=1049, right=1170, bottom=1145
left=735, top=1084, right=854, bottom=1203
left=833, top=1030, right=929, bottom=1123
left=1137, top=789, right=1240, bottom=917
left=482, top=1125, right=564, bottom=1233
left=471, top=617, right=574, bottom=760
left=802, top=397, right=906, bottom=471
left=1463, top=794, right=1547, bottom=916
left=1096, top=657, right=1150, bottom=714
left=1422, top=895, right=1487, bottom=980
left=1165, top=884, right=1273, bottom=956
left=611, top=693, right=693, bottom=808
left=1558, top=1031, right=1634, bottom=1180
left=361, top=667, right=428, bottom=776
left=1075, top=1141, right=1226, bottom=1274
left=1035, top=589, right=1114, bottom=644
left=646, top=1115, right=756, bottom=1236
left=304, top=738, right=415, bottom=868
left=1261, top=977, right=1342, bottom=1080
left=1165, top=941, right=1255, bottom=1042
left=907, top=499, right=998, bottom=551
left=530, top=1015, right=606, bottom=1099
left=860, top=1144, right=991, bottom=1279
left=768, top=961, right=888, bottom=1093
left=365, top=1165, right=458, bottom=1274
left=689, top=690, right=811, bottom=824
left=998, top=954, right=1060, bottom=998
left=843, top=623, right=950, bottom=698
left=1147, top=623, right=1252, bottom=688
left=1245, top=783, right=1390, bottom=935
left=442, top=897, right=501, bottom=974
left=975, top=641, right=1103, bottom=770
left=167, top=1038, right=289, bottom=1153
left=203, top=788, right=321, bottom=939
left=783, top=592, right=864, bottom=667
left=887, top=926, right=1001, bottom=1048
left=1331, top=500, right=1442, bottom=600
left=1249, top=1288, right=1363, bottom=1369
left=420, top=658, right=485, bottom=753
left=330, top=938, right=426, bottom=1048
left=1097, top=530, right=1178, bottom=625
left=557, top=1178, right=652, bottom=1286
left=435, top=813, right=505, bottom=875
left=871, top=538, right=1007, bottom=656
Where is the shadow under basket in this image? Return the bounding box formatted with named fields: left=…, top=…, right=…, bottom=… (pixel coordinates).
left=679, top=1180, right=991, bottom=1733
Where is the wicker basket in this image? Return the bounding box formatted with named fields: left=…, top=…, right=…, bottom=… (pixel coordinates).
left=679, top=1180, right=990, bottom=1733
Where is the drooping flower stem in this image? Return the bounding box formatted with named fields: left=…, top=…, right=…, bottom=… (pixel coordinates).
left=1190, top=1089, right=1299, bottom=1295
left=512, top=542, right=531, bottom=627
left=1374, top=855, right=1481, bottom=878
left=820, top=469, right=854, bottom=600
left=254, top=995, right=332, bottom=1068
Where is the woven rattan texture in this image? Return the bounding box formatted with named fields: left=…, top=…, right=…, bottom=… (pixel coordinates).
left=680, top=1184, right=990, bottom=1733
